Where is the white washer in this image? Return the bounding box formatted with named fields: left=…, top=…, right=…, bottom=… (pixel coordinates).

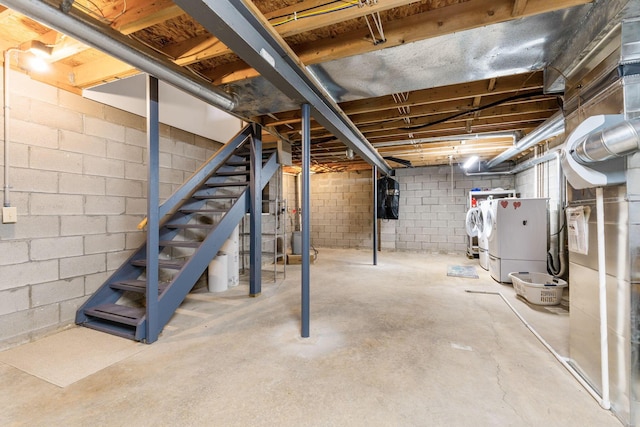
left=477, top=200, right=491, bottom=270
left=487, top=198, right=548, bottom=283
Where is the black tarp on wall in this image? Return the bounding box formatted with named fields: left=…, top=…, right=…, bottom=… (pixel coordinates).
left=377, top=176, right=400, bottom=220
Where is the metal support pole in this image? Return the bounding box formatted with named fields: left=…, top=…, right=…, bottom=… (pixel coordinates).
left=372, top=165, right=378, bottom=266
left=249, top=123, right=262, bottom=296
left=145, top=75, right=160, bottom=343
left=301, top=104, right=311, bottom=338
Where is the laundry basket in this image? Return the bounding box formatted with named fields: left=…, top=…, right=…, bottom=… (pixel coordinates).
left=508, top=272, right=568, bottom=306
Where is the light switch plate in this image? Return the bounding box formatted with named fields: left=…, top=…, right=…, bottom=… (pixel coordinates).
left=2, top=206, right=17, bottom=223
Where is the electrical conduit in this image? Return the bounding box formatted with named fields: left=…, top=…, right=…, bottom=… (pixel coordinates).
left=595, top=186, right=611, bottom=409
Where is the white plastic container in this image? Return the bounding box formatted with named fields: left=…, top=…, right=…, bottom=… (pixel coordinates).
left=208, top=252, right=228, bottom=293
left=221, top=226, right=239, bottom=287
left=508, top=272, right=568, bottom=306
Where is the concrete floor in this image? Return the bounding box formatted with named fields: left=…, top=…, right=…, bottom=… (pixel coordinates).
left=1, top=249, right=621, bottom=426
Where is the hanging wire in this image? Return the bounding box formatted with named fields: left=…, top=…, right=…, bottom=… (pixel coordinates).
left=364, top=11, right=386, bottom=45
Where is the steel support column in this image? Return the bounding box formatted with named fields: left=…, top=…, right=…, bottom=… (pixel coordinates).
left=372, top=165, right=378, bottom=266
left=173, top=0, right=390, bottom=175
left=301, top=104, right=311, bottom=338
left=145, top=75, right=160, bottom=343
left=249, top=124, right=262, bottom=297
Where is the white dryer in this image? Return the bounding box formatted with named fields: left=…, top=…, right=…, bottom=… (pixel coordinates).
left=477, top=200, right=491, bottom=270
left=487, top=198, right=548, bottom=283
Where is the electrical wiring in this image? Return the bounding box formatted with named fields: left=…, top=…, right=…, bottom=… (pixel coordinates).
left=269, top=0, right=361, bottom=27
left=400, top=91, right=554, bottom=132
left=73, top=0, right=127, bottom=24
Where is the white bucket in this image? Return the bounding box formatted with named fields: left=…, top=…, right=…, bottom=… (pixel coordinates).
left=221, top=226, right=239, bottom=287
left=208, top=252, right=228, bottom=292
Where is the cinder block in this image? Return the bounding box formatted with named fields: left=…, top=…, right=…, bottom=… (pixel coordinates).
left=30, top=147, right=83, bottom=173
left=125, top=232, right=145, bottom=250
left=31, top=236, right=83, bottom=260
left=32, top=304, right=61, bottom=334
left=160, top=137, right=181, bottom=155
left=59, top=90, right=104, bottom=119
left=106, top=177, right=143, bottom=197
left=30, top=99, right=83, bottom=132
left=0, top=215, right=59, bottom=240
left=61, top=215, right=106, bottom=236
left=12, top=71, right=57, bottom=102
left=107, top=215, right=143, bottom=233
left=59, top=129, right=106, bottom=157
left=4, top=142, right=29, bottom=168
left=125, top=127, right=146, bottom=147
left=172, top=155, right=196, bottom=172
left=0, top=241, right=29, bottom=265
left=159, top=152, right=172, bottom=168
left=0, top=287, right=29, bottom=316
left=11, top=119, right=59, bottom=149
left=59, top=296, right=87, bottom=323
left=125, top=197, right=147, bottom=215
left=60, top=253, right=106, bottom=279
left=84, top=116, right=125, bottom=142
left=104, top=105, right=145, bottom=131
left=30, top=193, right=83, bottom=216
left=160, top=168, right=183, bottom=184
left=84, top=271, right=110, bottom=294
left=107, top=141, right=143, bottom=163
left=125, top=162, right=147, bottom=181
left=84, top=196, right=125, bottom=215
left=85, top=233, right=125, bottom=254
left=83, top=156, right=125, bottom=178
left=11, top=168, right=58, bottom=193
left=107, top=250, right=134, bottom=271
left=0, top=260, right=59, bottom=291
left=31, top=277, right=84, bottom=307
left=183, top=143, right=206, bottom=160
left=60, top=173, right=105, bottom=195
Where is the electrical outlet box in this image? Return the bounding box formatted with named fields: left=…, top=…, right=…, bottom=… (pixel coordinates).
left=2, top=206, right=17, bottom=223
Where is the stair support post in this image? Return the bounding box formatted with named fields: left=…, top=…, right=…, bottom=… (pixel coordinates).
left=249, top=124, right=262, bottom=296
left=145, top=74, right=160, bottom=343
left=301, top=103, right=311, bottom=338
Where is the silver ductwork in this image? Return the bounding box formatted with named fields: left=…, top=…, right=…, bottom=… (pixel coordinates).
left=0, top=0, right=237, bottom=112
left=573, top=116, right=640, bottom=163
left=485, top=111, right=565, bottom=170
left=561, top=114, right=636, bottom=189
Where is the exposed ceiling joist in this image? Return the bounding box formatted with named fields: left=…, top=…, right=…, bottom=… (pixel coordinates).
left=173, top=0, right=391, bottom=174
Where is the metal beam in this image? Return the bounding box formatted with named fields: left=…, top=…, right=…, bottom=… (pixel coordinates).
left=301, top=104, right=311, bottom=338
left=145, top=75, right=160, bottom=344
left=0, top=0, right=236, bottom=112
left=173, top=0, right=391, bottom=176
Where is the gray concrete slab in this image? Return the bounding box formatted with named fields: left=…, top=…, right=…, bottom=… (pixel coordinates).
left=0, top=249, right=620, bottom=426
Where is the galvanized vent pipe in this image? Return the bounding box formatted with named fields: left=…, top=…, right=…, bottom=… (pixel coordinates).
left=486, top=111, right=565, bottom=170
left=0, top=0, right=237, bottom=112
left=572, top=117, right=640, bottom=163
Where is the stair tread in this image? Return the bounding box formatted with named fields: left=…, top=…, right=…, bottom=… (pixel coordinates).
left=165, top=223, right=217, bottom=230
left=215, top=171, right=251, bottom=176
left=110, top=279, right=169, bottom=293
left=225, top=160, right=250, bottom=166
left=82, top=320, right=136, bottom=340
left=131, top=259, right=186, bottom=269
left=193, top=194, right=240, bottom=199
left=159, top=240, right=201, bottom=248
left=179, top=208, right=228, bottom=213
left=85, top=303, right=145, bottom=326
left=205, top=182, right=248, bottom=187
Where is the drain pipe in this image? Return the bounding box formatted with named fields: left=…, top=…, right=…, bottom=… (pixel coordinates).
left=486, top=112, right=565, bottom=170
left=1, top=0, right=237, bottom=112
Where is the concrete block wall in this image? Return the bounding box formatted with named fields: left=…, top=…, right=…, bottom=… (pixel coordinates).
left=0, top=69, right=229, bottom=350
left=309, top=166, right=514, bottom=252
left=310, top=170, right=374, bottom=249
